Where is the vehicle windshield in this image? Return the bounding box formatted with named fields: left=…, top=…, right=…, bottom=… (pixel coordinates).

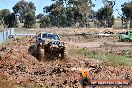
left=43, top=33, right=60, bottom=40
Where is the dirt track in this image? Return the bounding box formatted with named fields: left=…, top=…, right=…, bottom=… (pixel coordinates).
left=0, top=34, right=132, bottom=88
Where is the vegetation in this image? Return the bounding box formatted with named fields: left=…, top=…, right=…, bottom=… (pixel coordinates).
left=121, top=1, right=132, bottom=28
left=13, top=0, right=36, bottom=28
left=24, top=12, right=36, bottom=28
left=70, top=48, right=132, bottom=66
left=42, top=0, right=93, bottom=28
left=4, top=13, right=18, bottom=28
left=0, top=9, right=17, bottom=28
left=39, top=16, right=51, bottom=28
left=0, top=0, right=132, bottom=28
left=96, top=7, right=114, bottom=28
left=123, top=50, right=132, bottom=58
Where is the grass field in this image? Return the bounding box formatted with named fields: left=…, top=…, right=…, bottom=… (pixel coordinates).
left=70, top=48, right=132, bottom=66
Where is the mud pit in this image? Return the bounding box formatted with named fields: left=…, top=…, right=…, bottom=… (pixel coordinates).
left=0, top=35, right=132, bottom=88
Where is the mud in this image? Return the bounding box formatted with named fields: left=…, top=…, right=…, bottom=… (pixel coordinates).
left=0, top=34, right=132, bottom=88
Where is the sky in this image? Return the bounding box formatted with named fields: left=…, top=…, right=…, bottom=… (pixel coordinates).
left=0, top=0, right=131, bottom=17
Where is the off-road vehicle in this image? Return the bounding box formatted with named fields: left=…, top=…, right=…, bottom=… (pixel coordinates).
left=119, top=30, right=132, bottom=42
left=28, top=32, right=66, bottom=61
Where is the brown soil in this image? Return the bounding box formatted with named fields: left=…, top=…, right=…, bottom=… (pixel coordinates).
left=0, top=34, right=132, bottom=88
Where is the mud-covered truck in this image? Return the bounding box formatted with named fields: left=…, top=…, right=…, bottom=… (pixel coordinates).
left=28, top=32, right=66, bottom=61
left=119, top=30, right=132, bottom=42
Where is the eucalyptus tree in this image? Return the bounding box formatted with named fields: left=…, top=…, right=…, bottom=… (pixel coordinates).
left=121, top=1, right=132, bottom=29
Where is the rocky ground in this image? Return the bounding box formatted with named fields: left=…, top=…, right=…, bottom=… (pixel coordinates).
left=0, top=33, right=132, bottom=88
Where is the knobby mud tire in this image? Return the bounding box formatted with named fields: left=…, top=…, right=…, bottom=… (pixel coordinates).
left=61, top=48, right=68, bottom=59
left=36, top=44, right=44, bottom=61
left=28, top=45, right=37, bottom=57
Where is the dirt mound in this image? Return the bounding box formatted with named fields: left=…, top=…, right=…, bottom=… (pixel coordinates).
left=0, top=36, right=132, bottom=88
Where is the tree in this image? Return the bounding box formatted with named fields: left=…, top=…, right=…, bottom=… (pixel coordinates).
left=96, top=6, right=114, bottom=28
left=0, top=9, right=10, bottom=18
left=36, top=13, right=44, bottom=19
left=117, top=16, right=120, bottom=18
left=4, top=13, right=18, bottom=28
left=43, top=0, right=93, bottom=27
left=13, top=0, right=36, bottom=28
left=68, top=0, right=93, bottom=27
left=24, top=12, right=36, bottom=28
left=0, top=9, right=18, bottom=28
left=43, top=0, right=65, bottom=27
left=121, top=1, right=132, bottom=29
left=0, top=9, right=11, bottom=27
left=40, top=16, right=51, bottom=28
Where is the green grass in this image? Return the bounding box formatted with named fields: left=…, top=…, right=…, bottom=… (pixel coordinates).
left=70, top=48, right=132, bottom=66
left=124, top=50, right=132, bottom=56
left=17, top=82, right=38, bottom=88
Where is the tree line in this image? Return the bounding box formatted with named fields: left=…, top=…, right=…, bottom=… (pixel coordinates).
left=0, top=0, right=132, bottom=28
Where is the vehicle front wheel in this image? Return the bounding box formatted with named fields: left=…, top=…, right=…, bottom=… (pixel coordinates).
left=124, top=38, right=130, bottom=42
left=36, top=44, right=44, bottom=61
left=28, top=45, right=37, bottom=56
left=61, top=47, right=68, bottom=59
left=120, top=39, right=124, bottom=42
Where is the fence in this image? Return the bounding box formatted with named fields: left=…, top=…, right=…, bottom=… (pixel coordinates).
left=0, top=28, right=15, bottom=44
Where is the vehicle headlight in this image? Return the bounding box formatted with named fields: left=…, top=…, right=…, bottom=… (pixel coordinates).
left=45, top=40, right=49, bottom=44
left=59, top=42, right=64, bottom=46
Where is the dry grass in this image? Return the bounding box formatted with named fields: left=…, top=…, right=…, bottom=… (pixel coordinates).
left=0, top=76, right=16, bottom=88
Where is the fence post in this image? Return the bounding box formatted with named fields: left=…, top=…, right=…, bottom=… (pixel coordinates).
left=6, top=31, right=8, bottom=40
left=0, top=28, right=15, bottom=44
left=3, top=31, right=4, bottom=42
left=11, top=28, right=15, bottom=35
left=0, top=32, right=1, bottom=43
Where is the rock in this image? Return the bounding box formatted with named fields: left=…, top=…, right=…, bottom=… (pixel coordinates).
left=0, top=47, right=6, bottom=52
left=63, top=80, right=67, bottom=85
